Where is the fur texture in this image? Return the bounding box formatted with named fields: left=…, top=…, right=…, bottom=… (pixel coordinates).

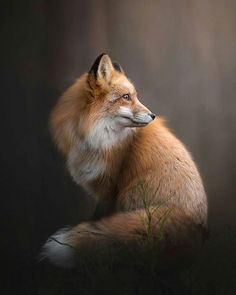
left=42, top=54, right=208, bottom=268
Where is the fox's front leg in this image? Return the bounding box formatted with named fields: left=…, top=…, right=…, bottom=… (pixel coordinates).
left=92, top=197, right=117, bottom=220
left=91, top=186, right=118, bottom=220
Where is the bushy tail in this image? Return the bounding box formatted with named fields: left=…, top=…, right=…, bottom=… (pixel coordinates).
left=41, top=207, right=205, bottom=269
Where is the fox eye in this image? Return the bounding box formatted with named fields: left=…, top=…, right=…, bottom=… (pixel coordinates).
left=122, top=93, right=131, bottom=101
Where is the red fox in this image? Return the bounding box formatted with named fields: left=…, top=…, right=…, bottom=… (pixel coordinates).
left=42, top=53, right=207, bottom=268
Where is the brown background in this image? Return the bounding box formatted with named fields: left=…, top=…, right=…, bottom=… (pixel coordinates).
left=1, top=0, right=236, bottom=293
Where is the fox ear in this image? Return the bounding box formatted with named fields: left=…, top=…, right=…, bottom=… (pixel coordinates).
left=89, top=53, right=114, bottom=82
left=113, top=62, right=124, bottom=74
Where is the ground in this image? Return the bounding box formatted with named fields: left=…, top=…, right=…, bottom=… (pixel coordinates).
left=34, top=226, right=236, bottom=295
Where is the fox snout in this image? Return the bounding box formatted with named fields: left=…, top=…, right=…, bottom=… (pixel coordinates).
left=149, top=113, right=156, bottom=120
left=118, top=103, right=156, bottom=127
left=132, top=99, right=156, bottom=126
left=132, top=111, right=156, bottom=125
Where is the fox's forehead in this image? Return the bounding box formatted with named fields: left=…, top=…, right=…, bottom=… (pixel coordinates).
left=111, top=74, right=136, bottom=94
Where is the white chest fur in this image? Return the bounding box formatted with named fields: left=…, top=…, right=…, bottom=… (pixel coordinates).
left=67, top=141, right=106, bottom=188
left=87, top=117, right=135, bottom=150
left=67, top=120, right=135, bottom=191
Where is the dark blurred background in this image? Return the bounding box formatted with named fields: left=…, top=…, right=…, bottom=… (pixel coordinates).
left=1, top=0, right=236, bottom=294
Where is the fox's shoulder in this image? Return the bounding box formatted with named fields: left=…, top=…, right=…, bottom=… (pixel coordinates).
left=135, top=116, right=171, bottom=140
left=133, top=116, right=191, bottom=163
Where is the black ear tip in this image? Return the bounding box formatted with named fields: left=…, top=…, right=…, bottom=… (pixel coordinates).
left=113, top=62, right=123, bottom=73
left=100, top=52, right=108, bottom=57
left=89, top=53, right=110, bottom=76
left=96, top=52, right=108, bottom=61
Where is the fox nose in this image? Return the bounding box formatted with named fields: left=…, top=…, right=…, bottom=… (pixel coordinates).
left=149, top=113, right=156, bottom=120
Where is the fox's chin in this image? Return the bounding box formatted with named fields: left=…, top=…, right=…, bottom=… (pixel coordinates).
left=127, top=121, right=149, bottom=128
left=119, top=116, right=151, bottom=128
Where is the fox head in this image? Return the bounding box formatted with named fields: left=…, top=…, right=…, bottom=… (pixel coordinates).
left=50, top=53, right=156, bottom=153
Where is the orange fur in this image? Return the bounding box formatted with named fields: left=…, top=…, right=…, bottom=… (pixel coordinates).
left=43, top=54, right=208, bottom=268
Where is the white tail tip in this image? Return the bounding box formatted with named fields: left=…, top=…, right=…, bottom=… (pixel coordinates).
left=40, top=227, right=76, bottom=268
